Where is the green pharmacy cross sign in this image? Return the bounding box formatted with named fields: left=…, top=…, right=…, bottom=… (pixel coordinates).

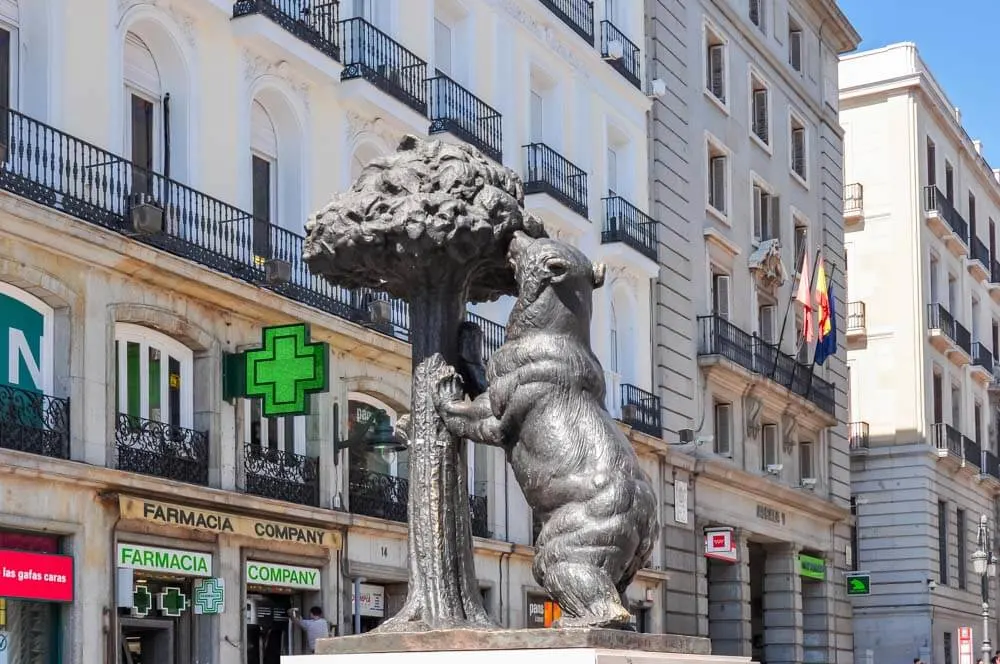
left=157, top=587, right=189, bottom=617
left=846, top=572, right=871, bottom=597
left=224, top=323, right=329, bottom=418
left=132, top=585, right=153, bottom=618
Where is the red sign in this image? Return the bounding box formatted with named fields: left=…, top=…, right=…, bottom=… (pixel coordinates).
left=704, top=527, right=738, bottom=563
left=0, top=549, right=74, bottom=602
left=958, top=627, right=973, bottom=664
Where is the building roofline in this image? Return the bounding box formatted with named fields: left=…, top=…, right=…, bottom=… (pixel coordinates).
left=813, top=0, right=862, bottom=54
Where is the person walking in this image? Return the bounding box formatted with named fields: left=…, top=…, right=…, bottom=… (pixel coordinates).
left=290, top=606, right=332, bottom=654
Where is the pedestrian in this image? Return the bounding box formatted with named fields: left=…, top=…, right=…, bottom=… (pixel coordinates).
left=290, top=606, right=332, bottom=654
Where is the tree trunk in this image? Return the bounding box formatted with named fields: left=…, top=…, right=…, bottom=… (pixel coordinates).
left=374, top=285, right=496, bottom=632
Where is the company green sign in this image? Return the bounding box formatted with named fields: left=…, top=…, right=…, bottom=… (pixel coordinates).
left=846, top=572, right=871, bottom=596
left=117, top=543, right=213, bottom=578
left=798, top=554, right=826, bottom=580
left=246, top=561, right=322, bottom=590
left=0, top=287, right=51, bottom=392
left=224, top=323, right=329, bottom=418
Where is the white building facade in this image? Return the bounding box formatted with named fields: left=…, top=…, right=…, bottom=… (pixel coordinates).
left=0, top=1, right=673, bottom=663
left=646, top=0, right=859, bottom=662
left=841, top=43, right=1000, bottom=664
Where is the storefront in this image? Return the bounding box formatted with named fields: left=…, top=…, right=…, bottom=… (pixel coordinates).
left=525, top=593, right=561, bottom=629
left=245, top=560, right=323, bottom=662
left=0, top=531, right=74, bottom=664
left=349, top=582, right=385, bottom=633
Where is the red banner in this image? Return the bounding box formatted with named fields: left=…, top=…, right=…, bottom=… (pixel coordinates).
left=0, top=549, right=74, bottom=602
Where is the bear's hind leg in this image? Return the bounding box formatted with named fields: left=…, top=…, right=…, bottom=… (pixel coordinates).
left=543, top=561, right=632, bottom=629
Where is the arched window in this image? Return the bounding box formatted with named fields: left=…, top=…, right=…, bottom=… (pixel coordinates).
left=0, top=281, right=54, bottom=395
left=114, top=323, right=193, bottom=429
left=0, top=3, right=18, bottom=114
left=124, top=32, right=162, bottom=196
left=250, top=99, right=278, bottom=257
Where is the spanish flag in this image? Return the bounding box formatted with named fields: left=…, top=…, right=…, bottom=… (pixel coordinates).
left=813, top=260, right=837, bottom=366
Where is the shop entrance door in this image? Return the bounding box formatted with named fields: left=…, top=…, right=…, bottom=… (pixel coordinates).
left=120, top=618, right=174, bottom=664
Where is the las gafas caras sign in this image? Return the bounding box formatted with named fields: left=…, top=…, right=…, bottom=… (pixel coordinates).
left=117, top=543, right=213, bottom=578
left=0, top=549, right=74, bottom=602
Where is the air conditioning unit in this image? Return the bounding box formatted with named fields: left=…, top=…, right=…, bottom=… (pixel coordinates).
left=766, top=464, right=783, bottom=475
left=368, top=299, right=392, bottom=325
left=648, top=78, right=667, bottom=98
left=128, top=193, right=164, bottom=235
left=605, top=40, right=625, bottom=60
left=800, top=477, right=817, bottom=489
left=621, top=403, right=639, bottom=422
left=263, top=258, right=291, bottom=285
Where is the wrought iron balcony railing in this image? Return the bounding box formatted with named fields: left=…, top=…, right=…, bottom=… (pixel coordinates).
left=971, top=235, right=991, bottom=273
left=992, top=259, right=1000, bottom=284
left=466, top=312, right=506, bottom=361
left=232, top=0, right=340, bottom=61
left=0, top=106, right=412, bottom=342
left=843, top=183, right=863, bottom=215
left=697, top=315, right=835, bottom=416
left=523, top=143, right=589, bottom=218
left=972, top=342, right=994, bottom=373
left=601, top=196, right=657, bottom=261
left=0, top=383, right=70, bottom=459
left=932, top=422, right=963, bottom=459
left=963, top=434, right=982, bottom=469
left=339, top=17, right=428, bottom=116
left=847, top=301, right=866, bottom=332
left=619, top=384, right=661, bottom=438
left=428, top=73, right=502, bottom=163
left=244, top=444, right=320, bottom=506
left=349, top=466, right=491, bottom=537
left=924, top=185, right=969, bottom=242
left=116, top=413, right=209, bottom=485
left=849, top=421, right=869, bottom=450
left=982, top=449, right=1000, bottom=481
left=600, top=20, right=641, bottom=89
left=539, top=0, right=595, bottom=44
left=927, top=303, right=971, bottom=355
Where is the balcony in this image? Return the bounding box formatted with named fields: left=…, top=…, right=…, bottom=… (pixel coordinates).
left=968, top=235, right=991, bottom=283
left=466, top=312, right=506, bottom=361
left=243, top=444, right=320, bottom=507
left=981, top=449, right=1000, bottom=484
left=427, top=73, right=503, bottom=163
left=539, top=0, right=595, bottom=44
left=339, top=17, right=428, bottom=117
left=927, top=303, right=971, bottom=365
left=846, top=301, right=866, bottom=341
left=349, top=466, right=491, bottom=537
left=0, top=383, right=70, bottom=459
left=601, top=196, right=657, bottom=262
left=600, top=20, right=641, bottom=89
left=971, top=342, right=995, bottom=385
left=931, top=422, right=982, bottom=471
left=523, top=143, right=589, bottom=222
left=849, top=421, right=870, bottom=453
left=843, top=182, right=863, bottom=225
left=115, top=414, right=209, bottom=485
left=923, top=185, right=969, bottom=257
left=696, top=315, right=835, bottom=418
left=232, top=0, right=341, bottom=62
left=989, top=261, right=1000, bottom=303
left=618, top=384, right=661, bottom=438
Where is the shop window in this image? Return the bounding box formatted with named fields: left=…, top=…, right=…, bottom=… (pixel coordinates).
left=0, top=530, right=65, bottom=664
left=115, top=324, right=194, bottom=430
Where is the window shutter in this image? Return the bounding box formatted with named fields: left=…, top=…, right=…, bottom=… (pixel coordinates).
left=927, top=140, right=937, bottom=186
left=434, top=18, right=453, bottom=78
left=711, top=155, right=726, bottom=213
left=715, top=403, right=732, bottom=456
left=800, top=442, right=813, bottom=480
left=763, top=424, right=778, bottom=467
left=753, top=89, right=768, bottom=143
left=793, top=128, right=805, bottom=176
left=749, top=0, right=761, bottom=26
left=759, top=305, right=775, bottom=343
left=530, top=91, right=544, bottom=144
left=607, top=148, right=618, bottom=196
left=789, top=30, right=802, bottom=71
left=708, top=44, right=725, bottom=101
left=714, top=274, right=731, bottom=320
left=794, top=225, right=807, bottom=267
left=752, top=185, right=763, bottom=238
left=769, top=195, right=780, bottom=241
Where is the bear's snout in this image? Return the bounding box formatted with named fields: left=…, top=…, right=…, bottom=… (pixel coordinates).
left=508, top=230, right=531, bottom=260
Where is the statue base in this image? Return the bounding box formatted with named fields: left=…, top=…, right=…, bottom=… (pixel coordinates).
left=283, top=628, right=747, bottom=664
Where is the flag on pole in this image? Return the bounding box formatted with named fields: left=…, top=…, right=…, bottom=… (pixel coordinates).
left=796, top=252, right=814, bottom=342
left=813, top=260, right=837, bottom=366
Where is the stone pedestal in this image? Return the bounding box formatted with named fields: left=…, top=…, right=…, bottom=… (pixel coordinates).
left=283, top=629, right=749, bottom=664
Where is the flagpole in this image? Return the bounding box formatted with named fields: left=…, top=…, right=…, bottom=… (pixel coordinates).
left=772, top=247, right=821, bottom=379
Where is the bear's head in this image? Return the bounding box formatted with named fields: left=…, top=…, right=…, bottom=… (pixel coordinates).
left=505, top=231, right=606, bottom=340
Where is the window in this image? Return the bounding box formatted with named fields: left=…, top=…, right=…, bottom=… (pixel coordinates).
left=796, top=317, right=810, bottom=364
left=752, top=183, right=778, bottom=241
left=529, top=90, right=544, bottom=144
left=945, top=162, right=954, bottom=202
left=788, top=17, right=803, bottom=72
left=124, top=32, right=162, bottom=198
left=957, top=508, right=967, bottom=589
left=948, top=274, right=958, bottom=313
left=0, top=27, right=10, bottom=152
left=969, top=191, right=978, bottom=236
left=991, top=218, right=997, bottom=262
left=609, top=302, right=619, bottom=374
left=243, top=398, right=305, bottom=456
left=938, top=500, right=949, bottom=583
left=749, top=0, right=765, bottom=32
left=713, top=402, right=732, bottom=456
left=799, top=441, right=814, bottom=481
left=762, top=423, right=779, bottom=470
left=434, top=18, right=453, bottom=77
left=705, top=27, right=726, bottom=103
left=951, top=384, right=961, bottom=429
left=944, top=632, right=953, bottom=664
left=993, top=320, right=999, bottom=357
left=711, top=272, right=731, bottom=320
left=975, top=402, right=983, bottom=446
left=707, top=140, right=728, bottom=216
left=115, top=324, right=194, bottom=430
left=750, top=75, right=769, bottom=145
left=933, top=371, right=943, bottom=423
left=790, top=114, right=807, bottom=181
left=794, top=221, right=808, bottom=270
left=250, top=100, right=277, bottom=258
left=607, top=147, right=618, bottom=196
left=930, top=255, right=940, bottom=303
left=927, top=138, right=937, bottom=186
left=758, top=303, right=776, bottom=344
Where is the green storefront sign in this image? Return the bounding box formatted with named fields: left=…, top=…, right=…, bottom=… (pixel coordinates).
left=245, top=561, right=321, bottom=590
left=798, top=554, right=826, bottom=580
left=117, top=543, right=213, bottom=577
left=0, top=287, right=51, bottom=392
left=846, top=572, right=871, bottom=596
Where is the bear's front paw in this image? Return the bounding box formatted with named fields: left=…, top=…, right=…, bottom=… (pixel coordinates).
left=433, top=372, right=466, bottom=411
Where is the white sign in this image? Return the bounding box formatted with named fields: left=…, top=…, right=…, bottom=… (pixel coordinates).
left=704, top=527, right=738, bottom=563
left=959, top=626, right=973, bottom=664
left=245, top=561, right=321, bottom=591
left=674, top=480, right=689, bottom=524
left=351, top=583, right=385, bottom=618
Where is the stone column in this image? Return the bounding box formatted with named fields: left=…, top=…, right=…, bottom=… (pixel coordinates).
left=763, top=543, right=804, bottom=664
left=707, top=528, right=752, bottom=656
left=801, top=562, right=836, bottom=664
left=311, top=380, right=335, bottom=510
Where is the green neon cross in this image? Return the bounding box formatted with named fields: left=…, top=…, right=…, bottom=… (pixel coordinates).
left=244, top=324, right=329, bottom=418
left=158, top=587, right=189, bottom=617
left=132, top=586, right=153, bottom=618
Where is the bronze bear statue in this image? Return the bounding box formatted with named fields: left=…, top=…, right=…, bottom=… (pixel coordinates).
left=435, top=231, right=659, bottom=629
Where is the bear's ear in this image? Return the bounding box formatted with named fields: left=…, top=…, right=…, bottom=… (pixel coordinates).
left=592, top=263, right=607, bottom=289
left=546, top=258, right=572, bottom=283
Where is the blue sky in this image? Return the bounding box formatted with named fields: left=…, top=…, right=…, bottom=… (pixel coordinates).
left=839, top=0, right=1000, bottom=165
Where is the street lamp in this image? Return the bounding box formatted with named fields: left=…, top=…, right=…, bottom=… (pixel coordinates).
left=973, top=515, right=998, bottom=663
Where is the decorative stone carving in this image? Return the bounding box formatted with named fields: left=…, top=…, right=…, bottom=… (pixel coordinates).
left=345, top=109, right=401, bottom=150
left=744, top=395, right=762, bottom=439
left=781, top=412, right=799, bottom=452
left=483, top=0, right=590, bottom=79
left=118, top=0, right=196, bottom=48
left=748, top=239, right=788, bottom=292
left=241, top=49, right=312, bottom=113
